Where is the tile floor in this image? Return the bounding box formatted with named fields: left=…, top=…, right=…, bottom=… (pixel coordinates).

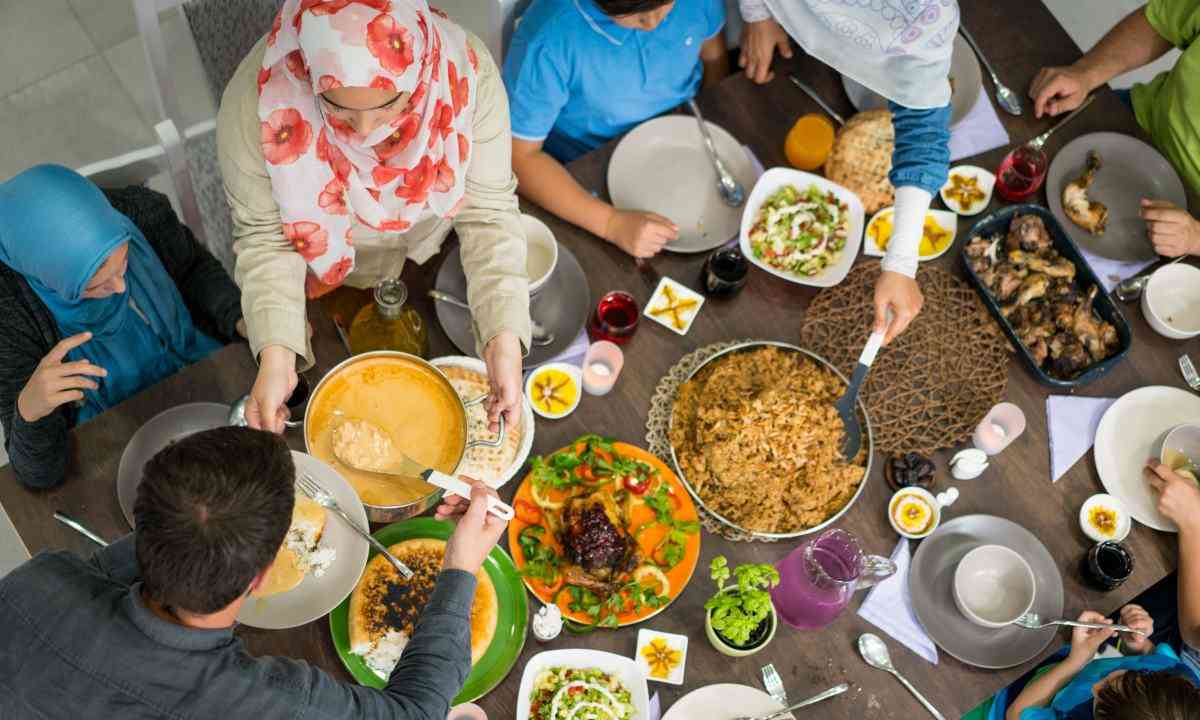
left=0, top=1, right=1185, bottom=577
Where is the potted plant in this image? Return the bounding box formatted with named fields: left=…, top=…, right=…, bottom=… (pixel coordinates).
left=703, top=556, right=780, bottom=657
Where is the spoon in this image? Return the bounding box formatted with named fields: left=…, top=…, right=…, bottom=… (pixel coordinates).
left=1013, top=611, right=1147, bottom=636
left=835, top=327, right=885, bottom=459
left=330, top=419, right=514, bottom=520
left=686, top=98, right=745, bottom=208
left=429, top=289, right=555, bottom=346
left=858, top=634, right=946, bottom=720
left=958, top=26, right=1022, bottom=116
left=1114, top=255, right=1185, bottom=302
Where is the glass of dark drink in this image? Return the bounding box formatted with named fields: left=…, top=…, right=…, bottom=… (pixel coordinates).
left=1082, top=541, right=1134, bottom=591
left=588, top=291, right=639, bottom=345
left=701, top=246, right=750, bottom=298
left=995, top=144, right=1049, bottom=202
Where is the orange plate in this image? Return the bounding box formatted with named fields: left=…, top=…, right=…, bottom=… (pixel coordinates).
left=508, top=442, right=701, bottom=627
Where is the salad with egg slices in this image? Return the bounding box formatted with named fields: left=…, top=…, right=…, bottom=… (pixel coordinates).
left=528, top=667, right=635, bottom=720
left=748, top=184, right=849, bottom=277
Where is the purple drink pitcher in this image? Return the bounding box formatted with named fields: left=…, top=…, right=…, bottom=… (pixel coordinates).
left=771, top=529, right=896, bottom=629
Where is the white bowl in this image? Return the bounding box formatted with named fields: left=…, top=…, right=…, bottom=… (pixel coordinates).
left=953, top=544, right=1036, bottom=628
left=524, top=362, right=582, bottom=420
left=887, top=487, right=943, bottom=539
left=1079, top=493, right=1131, bottom=543
left=1142, top=263, right=1200, bottom=340
left=739, top=167, right=865, bottom=288
left=515, top=649, right=650, bottom=720
left=940, top=165, right=996, bottom=216
left=521, top=214, right=559, bottom=296
left=862, top=206, right=958, bottom=262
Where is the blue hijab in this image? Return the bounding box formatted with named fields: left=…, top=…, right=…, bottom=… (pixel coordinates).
left=0, top=165, right=221, bottom=421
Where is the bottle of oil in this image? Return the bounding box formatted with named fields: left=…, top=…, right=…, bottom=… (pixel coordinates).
left=348, top=278, right=429, bottom=357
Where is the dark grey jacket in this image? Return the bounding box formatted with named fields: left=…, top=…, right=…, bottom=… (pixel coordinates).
left=0, top=535, right=476, bottom=720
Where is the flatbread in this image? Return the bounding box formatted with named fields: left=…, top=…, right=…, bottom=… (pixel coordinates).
left=440, top=366, right=522, bottom=486
left=252, top=494, right=327, bottom=598
left=824, top=109, right=895, bottom=214
left=349, top=538, right=497, bottom=666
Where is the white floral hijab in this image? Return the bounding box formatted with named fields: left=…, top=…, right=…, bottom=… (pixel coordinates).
left=258, top=0, right=478, bottom=296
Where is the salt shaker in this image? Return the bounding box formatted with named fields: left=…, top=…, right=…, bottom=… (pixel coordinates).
left=531, top=603, right=563, bottom=642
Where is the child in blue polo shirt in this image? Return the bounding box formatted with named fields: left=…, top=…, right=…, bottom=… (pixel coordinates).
left=504, top=0, right=727, bottom=258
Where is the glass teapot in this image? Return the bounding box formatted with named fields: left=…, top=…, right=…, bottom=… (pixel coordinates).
left=771, top=529, right=896, bottom=629
left=348, top=278, right=429, bottom=358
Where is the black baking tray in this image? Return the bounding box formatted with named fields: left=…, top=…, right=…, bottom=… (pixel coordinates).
left=959, top=204, right=1132, bottom=389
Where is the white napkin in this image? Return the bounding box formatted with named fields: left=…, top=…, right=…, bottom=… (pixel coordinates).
left=1077, top=246, right=1155, bottom=293
left=1046, top=395, right=1117, bottom=482
left=649, top=692, right=661, bottom=720
left=857, top=538, right=939, bottom=664
left=948, top=87, right=1011, bottom=162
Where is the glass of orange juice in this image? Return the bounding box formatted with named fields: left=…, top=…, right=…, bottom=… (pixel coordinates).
left=784, top=113, right=836, bottom=171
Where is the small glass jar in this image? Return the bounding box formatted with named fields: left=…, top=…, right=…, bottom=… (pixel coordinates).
left=348, top=278, right=429, bottom=358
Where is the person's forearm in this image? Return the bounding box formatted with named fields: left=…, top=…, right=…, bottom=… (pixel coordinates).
left=513, top=149, right=614, bottom=242
left=1179, top=524, right=1200, bottom=648
left=7, top=403, right=70, bottom=489
left=1073, top=8, right=1173, bottom=90
left=1005, top=658, right=1085, bottom=720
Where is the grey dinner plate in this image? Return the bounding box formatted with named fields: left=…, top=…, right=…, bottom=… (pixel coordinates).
left=909, top=514, right=1064, bottom=669
left=116, top=402, right=231, bottom=528
left=434, top=242, right=591, bottom=367
left=1046, top=132, right=1188, bottom=262
left=843, top=35, right=981, bottom=127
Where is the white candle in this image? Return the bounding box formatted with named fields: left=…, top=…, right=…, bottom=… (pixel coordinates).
left=582, top=341, right=623, bottom=396
left=972, top=402, right=1026, bottom=456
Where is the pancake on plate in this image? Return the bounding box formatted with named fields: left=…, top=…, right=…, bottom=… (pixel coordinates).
left=824, top=109, right=894, bottom=215
left=349, top=538, right=497, bottom=679
left=440, top=366, right=522, bottom=486
left=252, top=493, right=336, bottom=598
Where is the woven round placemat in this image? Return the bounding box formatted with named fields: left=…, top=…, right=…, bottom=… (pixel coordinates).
left=645, top=339, right=781, bottom=543
left=800, top=262, right=1009, bottom=456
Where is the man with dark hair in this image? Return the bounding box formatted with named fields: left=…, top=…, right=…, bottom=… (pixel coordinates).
left=0, top=426, right=506, bottom=720
left=504, top=0, right=728, bottom=259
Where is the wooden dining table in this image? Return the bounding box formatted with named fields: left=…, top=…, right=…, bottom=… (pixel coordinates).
left=3, top=1, right=1199, bottom=717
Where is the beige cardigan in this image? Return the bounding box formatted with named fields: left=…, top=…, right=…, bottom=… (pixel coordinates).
left=217, top=33, right=531, bottom=369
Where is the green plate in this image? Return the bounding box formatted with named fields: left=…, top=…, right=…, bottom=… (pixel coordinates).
left=329, top=517, right=528, bottom=703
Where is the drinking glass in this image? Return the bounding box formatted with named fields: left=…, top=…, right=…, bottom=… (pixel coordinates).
left=996, top=144, right=1048, bottom=202
left=588, top=291, right=639, bottom=344
left=1083, top=541, right=1134, bottom=591
left=701, top=246, right=749, bottom=298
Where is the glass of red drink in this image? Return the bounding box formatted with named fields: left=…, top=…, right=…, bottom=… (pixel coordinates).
left=995, top=144, right=1049, bottom=202
left=588, top=291, right=639, bottom=345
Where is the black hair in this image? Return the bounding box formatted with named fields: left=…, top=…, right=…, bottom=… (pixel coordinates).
left=595, top=0, right=673, bottom=17
left=1093, top=669, right=1200, bottom=720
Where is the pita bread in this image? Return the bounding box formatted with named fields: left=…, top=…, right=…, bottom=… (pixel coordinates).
left=349, top=538, right=497, bottom=667
left=824, top=109, right=895, bottom=214
left=440, top=366, right=522, bottom=486
left=252, top=494, right=328, bottom=599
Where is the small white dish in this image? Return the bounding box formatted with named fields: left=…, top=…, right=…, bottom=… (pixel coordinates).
left=1142, top=263, right=1200, bottom=340
left=643, top=277, right=705, bottom=335
left=1079, top=493, right=1131, bottom=543
left=953, top=544, right=1036, bottom=628
left=635, top=628, right=688, bottom=685
left=940, top=165, right=996, bottom=216
left=887, top=486, right=958, bottom=540
left=862, top=206, right=958, bottom=261
left=521, top=214, right=559, bottom=296
left=739, top=167, right=865, bottom=288
left=515, top=649, right=650, bottom=720
left=524, top=362, right=582, bottom=420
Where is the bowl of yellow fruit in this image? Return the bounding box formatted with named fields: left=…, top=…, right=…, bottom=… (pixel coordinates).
left=863, top=207, right=958, bottom=262
left=525, top=363, right=582, bottom=420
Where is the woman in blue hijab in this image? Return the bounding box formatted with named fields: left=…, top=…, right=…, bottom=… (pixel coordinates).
left=0, top=165, right=244, bottom=488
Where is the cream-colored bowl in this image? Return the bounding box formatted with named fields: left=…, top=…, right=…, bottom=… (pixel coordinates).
left=1142, top=263, right=1200, bottom=340
left=953, top=544, right=1036, bottom=628
left=521, top=214, right=559, bottom=296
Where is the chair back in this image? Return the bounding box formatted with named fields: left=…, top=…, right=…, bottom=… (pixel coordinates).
left=181, top=0, right=285, bottom=106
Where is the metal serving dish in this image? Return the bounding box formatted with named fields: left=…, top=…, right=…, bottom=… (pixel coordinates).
left=959, top=204, right=1132, bottom=389
left=666, top=341, right=874, bottom=541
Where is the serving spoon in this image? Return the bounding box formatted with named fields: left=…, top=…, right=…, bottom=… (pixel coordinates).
left=835, top=327, right=885, bottom=459
left=859, top=634, right=946, bottom=720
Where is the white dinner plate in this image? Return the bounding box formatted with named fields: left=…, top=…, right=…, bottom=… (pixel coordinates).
left=1094, top=386, right=1200, bottom=532
left=608, top=115, right=759, bottom=254
left=515, top=649, right=650, bottom=720
left=237, top=452, right=370, bottom=629
left=663, top=683, right=795, bottom=720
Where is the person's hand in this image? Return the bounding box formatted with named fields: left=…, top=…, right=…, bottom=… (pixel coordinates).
left=1117, top=604, right=1156, bottom=655
left=441, top=478, right=508, bottom=575
left=1141, top=199, right=1200, bottom=257
left=739, top=18, right=793, bottom=84
left=17, top=332, right=107, bottom=423
left=483, top=331, right=522, bottom=434
left=1029, top=64, right=1096, bottom=118
left=1145, top=461, right=1200, bottom=534
left=873, top=271, right=923, bottom=345
left=246, top=345, right=297, bottom=434
left=1067, top=610, right=1116, bottom=665
left=604, top=209, right=677, bottom=259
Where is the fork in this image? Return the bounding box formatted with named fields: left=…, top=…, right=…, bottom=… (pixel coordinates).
left=761, top=664, right=787, bottom=706
left=1181, top=354, right=1200, bottom=392
left=296, top=473, right=414, bottom=580
left=1013, top=611, right=1147, bottom=636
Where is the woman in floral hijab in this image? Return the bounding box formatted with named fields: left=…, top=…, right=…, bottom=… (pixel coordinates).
left=218, top=0, right=530, bottom=432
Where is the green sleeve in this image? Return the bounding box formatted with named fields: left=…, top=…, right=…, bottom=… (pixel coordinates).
left=1145, top=0, right=1200, bottom=48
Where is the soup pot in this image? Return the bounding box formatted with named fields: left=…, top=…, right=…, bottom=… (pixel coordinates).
left=303, top=351, right=504, bottom=523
